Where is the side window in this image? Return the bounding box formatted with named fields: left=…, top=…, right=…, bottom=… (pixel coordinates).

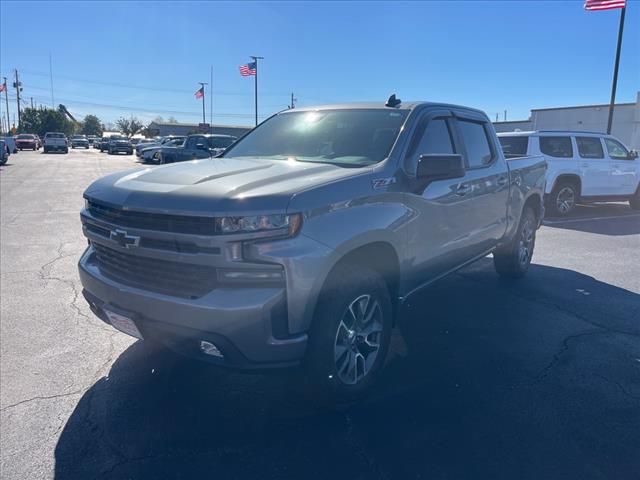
left=576, top=137, right=604, bottom=159
left=185, top=137, right=197, bottom=149
left=539, top=136, right=573, bottom=158
left=457, top=120, right=493, bottom=168
left=407, top=118, right=455, bottom=174
left=604, top=138, right=630, bottom=160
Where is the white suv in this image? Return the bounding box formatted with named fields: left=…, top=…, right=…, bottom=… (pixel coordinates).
left=498, top=131, right=639, bottom=216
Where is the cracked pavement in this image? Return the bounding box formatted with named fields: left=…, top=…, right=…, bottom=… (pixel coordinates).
left=1, top=150, right=640, bottom=479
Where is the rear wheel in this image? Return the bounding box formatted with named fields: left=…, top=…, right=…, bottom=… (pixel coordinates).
left=493, top=206, right=537, bottom=279
left=547, top=181, right=578, bottom=217
left=305, top=265, right=392, bottom=400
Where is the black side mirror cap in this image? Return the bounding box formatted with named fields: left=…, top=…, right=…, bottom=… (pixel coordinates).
left=417, top=154, right=466, bottom=181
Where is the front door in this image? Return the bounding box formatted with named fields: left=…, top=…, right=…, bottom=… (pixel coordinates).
left=605, top=137, right=638, bottom=196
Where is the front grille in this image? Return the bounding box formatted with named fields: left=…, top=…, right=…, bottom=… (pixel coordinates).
left=87, top=200, right=216, bottom=235
left=93, top=243, right=216, bottom=299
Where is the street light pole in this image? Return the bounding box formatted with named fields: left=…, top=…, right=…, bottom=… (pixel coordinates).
left=250, top=56, right=264, bottom=127
left=3, top=77, right=10, bottom=134
left=606, top=5, right=626, bottom=135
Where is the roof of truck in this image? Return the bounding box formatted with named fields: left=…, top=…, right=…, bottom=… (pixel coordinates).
left=497, top=130, right=610, bottom=137
left=287, top=100, right=487, bottom=116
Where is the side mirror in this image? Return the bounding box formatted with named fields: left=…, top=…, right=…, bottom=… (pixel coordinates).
left=629, top=150, right=638, bottom=159
left=417, top=154, right=466, bottom=181
left=196, top=143, right=208, bottom=151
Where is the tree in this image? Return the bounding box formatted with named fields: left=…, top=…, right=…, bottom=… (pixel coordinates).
left=115, top=116, right=144, bottom=137
left=81, top=115, right=103, bottom=136
left=166, top=116, right=178, bottom=124
left=152, top=116, right=165, bottom=123
left=18, top=107, right=74, bottom=137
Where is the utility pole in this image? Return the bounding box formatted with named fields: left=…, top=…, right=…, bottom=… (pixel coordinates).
left=13, top=69, right=22, bottom=129
left=504, top=110, right=507, bottom=122
left=210, top=65, right=214, bottom=133
left=250, top=56, right=264, bottom=127
left=606, top=5, right=626, bottom=134
left=2, top=77, right=9, bottom=135
left=30, top=97, right=34, bottom=109
left=198, top=82, right=208, bottom=126
left=289, top=92, right=297, bottom=109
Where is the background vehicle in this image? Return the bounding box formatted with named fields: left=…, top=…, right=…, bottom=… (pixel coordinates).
left=136, top=136, right=179, bottom=157
left=0, top=139, right=9, bottom=165
left=498, top=131, right=640, bottom=215
left=154, top=134, right=236, bottom=164
left=43, top=132, right=69, bottom=153
left=144, top=137, right=185, bottom=163
left=79, top=99, right=546, bottom=397
left=16, top=134, right=38, bottom=151
left=71, top=135, right=90, bottom=149
left=107, top=136, right=133, bottom=155
left=87, top=135, right=99, bottom=146
left=2, top=136, right=18, bottom=154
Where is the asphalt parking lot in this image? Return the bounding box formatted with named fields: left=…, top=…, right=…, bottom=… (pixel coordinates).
left=1, top=148, right=639, bottom=480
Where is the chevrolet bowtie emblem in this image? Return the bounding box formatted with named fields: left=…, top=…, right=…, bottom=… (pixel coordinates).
left=110, top=229, right=140, bottom=248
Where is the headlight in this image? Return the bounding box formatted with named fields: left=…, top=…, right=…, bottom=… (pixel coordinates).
left=216, top=213, right=302, bottom=237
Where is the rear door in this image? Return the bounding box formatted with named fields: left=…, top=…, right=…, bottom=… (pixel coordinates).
left=604, top=137, right=638, bottom=195
left=451, top=111, right=510, bottom=255
left=575, top=136, right=611, bottom=196
left=178, top=136, right=199, bottom=161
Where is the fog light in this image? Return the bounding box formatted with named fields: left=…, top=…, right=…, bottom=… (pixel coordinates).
left=200, top=341, right=224, bottom=358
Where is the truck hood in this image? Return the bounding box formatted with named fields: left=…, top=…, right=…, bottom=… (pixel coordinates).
left=84, top=157, right=368, bottom=215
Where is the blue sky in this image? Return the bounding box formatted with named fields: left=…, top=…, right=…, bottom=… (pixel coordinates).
left=1, top=0, right=638, bottom=127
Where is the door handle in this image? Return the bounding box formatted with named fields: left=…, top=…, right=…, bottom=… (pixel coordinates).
left=582, top=163, right=589, bottom=168
left=455, top=184, right=472, bottom=196
left=497, top=176, right=508, bottom=187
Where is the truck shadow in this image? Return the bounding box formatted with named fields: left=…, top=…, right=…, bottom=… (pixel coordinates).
left=53, top=260, right=640, bottom=480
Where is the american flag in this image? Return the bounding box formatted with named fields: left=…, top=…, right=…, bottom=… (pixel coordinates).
left=239, top=62, right=257, bottom=77
left=194, top=86, right=204, bottom=99
left=584, top=0, right=625, bottom=11
left=0, top=82, right=5, bottom=93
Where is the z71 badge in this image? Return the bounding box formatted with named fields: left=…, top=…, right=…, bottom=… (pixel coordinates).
left=372, top=177, right=396, bottom=189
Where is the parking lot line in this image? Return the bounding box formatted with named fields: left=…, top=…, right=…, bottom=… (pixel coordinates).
left=543, top=213, right=640, bottom=225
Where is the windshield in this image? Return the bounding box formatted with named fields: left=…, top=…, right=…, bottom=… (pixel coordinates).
left=110, top=136, right=127, bottom=141
left=499, top=136, right=529, bottom=158
left=209, top=136, right=235, bottom=149
left=46, top=133, right=65, bottom=138
left=17, top=134, right=34, bottom=139
left=224, top=109, right=409, bottom=166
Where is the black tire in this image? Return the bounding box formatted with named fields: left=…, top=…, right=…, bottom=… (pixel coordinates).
left=547, top=181, right=579, bottom=217
left=156, top=153, right=164, bottom=164
left=33, top=146, right=36, bottom=151
left=305, top=265, right=393, bottom=401
left=630, top=189, right=640, bottom=211
left=64, top=148, right=69, bottom=154
left=72, top=145, right=75, bottom=149
left=493, top=206, right=537, bottom=279
left=0, top=157, right=7, bottom=166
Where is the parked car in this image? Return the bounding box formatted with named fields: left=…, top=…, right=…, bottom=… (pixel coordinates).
left=98, top=137, right=111, bottom=152
left=15, top=134, right=39, bottom=150
left=153, top=134, right=236, bottom=164
left=144, top=138, right=185, bottom=163
left=71, top=135, right=90, bottom=149
left=107, top=136, right=133, bottom=155
left=43, top=132, right=68, bottom=153
left=136, top=136, right=178, bottom=157
left=498, top=130, right=640, bottom=215
left=79, top=98, right=547, bottom=397
left=1, top=136, right=18, bottom=154
left=35, top=135, right=42, bottom=148
left=87, top=135, right=99, bottom=146
left=0, top=139, right=9, bottom=165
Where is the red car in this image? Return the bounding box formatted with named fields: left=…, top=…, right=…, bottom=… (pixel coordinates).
left=15, top=134, right=39, bottom=151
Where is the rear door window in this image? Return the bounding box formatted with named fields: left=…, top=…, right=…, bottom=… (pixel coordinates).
left=576, top=137, right=604, bottom=159
left=457, top=120, right=494, bottom=168
left=539, top=136, right=573, bottom=158
left=498, top=136, right=529, bottom=159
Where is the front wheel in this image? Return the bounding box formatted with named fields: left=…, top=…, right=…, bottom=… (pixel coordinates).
left=493, top=206, right=537, bottom=279
left=305, top=266, right=393, bottom=400
left=629, top=189, right=640, bottom=211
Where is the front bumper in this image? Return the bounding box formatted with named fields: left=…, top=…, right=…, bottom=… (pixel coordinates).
left=78, top=245, right=308, bottom=368
left=110, top=146, right=133, bottom=153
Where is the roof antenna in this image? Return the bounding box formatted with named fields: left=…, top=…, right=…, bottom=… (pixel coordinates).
left=385, top=94, right=401, bottom=108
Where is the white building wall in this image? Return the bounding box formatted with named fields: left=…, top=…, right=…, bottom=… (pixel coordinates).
left=494, top=92, right=640, bottom=150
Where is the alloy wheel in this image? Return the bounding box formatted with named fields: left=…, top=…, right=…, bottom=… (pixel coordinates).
left=333, top=294, right=383, bottom=385
left=556, top=186, right=575, bottom=214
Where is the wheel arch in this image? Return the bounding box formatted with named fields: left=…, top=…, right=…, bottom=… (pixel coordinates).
left=551, top=174, right=582, bottom=197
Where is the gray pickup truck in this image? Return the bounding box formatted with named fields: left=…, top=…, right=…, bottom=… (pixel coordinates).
left=78, top=97, right=546, bottom=397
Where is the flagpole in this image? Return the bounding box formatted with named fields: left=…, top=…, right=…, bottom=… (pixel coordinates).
left=250, top=56, right=264, bottom=127
left=606, top=5, right=626, bottom=134
left=210, top=65, right=213, bottom=133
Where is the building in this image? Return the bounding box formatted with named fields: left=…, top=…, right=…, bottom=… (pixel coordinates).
left=146, top=121, right=252, bottom=138
left=493, top=92, right=640, bottom=150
